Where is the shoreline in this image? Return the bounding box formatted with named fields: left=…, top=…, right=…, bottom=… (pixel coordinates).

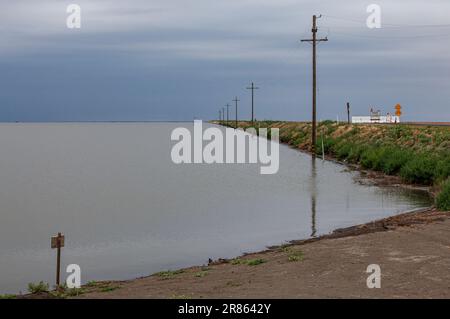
left=17, top=123, right=449, bottom=299
left=17, top=207, right=449, bottom=299
left=75, top=208, right=450, bottom=298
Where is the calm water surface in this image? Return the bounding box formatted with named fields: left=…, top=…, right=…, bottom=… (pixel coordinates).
left=0, top=123, right=431, bottom=293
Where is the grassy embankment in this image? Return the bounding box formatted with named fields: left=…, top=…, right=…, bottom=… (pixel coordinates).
left=218, top=121, right=450, bottom=210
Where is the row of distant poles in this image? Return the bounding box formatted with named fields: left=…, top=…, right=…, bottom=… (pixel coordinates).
left=218, top=82, right=259, bottom=128
left=218, top=15, right=328, bottom=155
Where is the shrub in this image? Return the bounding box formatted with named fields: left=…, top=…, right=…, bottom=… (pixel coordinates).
left=399, top=155, right=437, bottom=185
left=315, top=137, right=336, bottom=155
left=380, top=148, right=413, bottom=175
left=436, top=180, right=450, bottom=210
left=434, top=158, right=450, bottom=182
left=361, top=148, right=383, bottom=170
left=347, top=144, right=368, bottom=162
left=336, top=143, right=353, bottom=160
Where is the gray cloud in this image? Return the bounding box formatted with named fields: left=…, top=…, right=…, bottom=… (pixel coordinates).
left=0, top=0, right=449, bottom=121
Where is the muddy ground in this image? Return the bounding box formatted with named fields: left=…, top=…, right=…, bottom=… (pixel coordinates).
left=67, top=209, right=449, bottom=299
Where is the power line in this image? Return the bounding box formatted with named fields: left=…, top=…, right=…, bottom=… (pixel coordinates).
left=324, top=30, right=450, bottom=39
left=323, top=14, right=450, bottom=28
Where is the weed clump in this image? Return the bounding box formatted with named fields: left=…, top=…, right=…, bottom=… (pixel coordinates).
left=231, top=258, right=266, bottom=266
left=155, top=269, right=184, bottom=279
left=287, top=251, right=304, bottom=262
left=436, top=180, right=450, bottom=211
left=27, top=281, right=49, bottom=294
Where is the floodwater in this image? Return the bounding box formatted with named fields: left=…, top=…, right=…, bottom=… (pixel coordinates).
left=0, top=123, right=431, bottom=294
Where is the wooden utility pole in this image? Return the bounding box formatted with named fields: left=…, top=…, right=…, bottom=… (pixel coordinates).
left=301, top=15, right=328, bottom=154
left=347, top=102, right=351, bottom=124
left=233, top=96, right=240, bottom=129
left=222, top=107, right=225, bottom=125
left=246, top=82, right=259, bottom=123
left=226, top=103, right=230, bottom=126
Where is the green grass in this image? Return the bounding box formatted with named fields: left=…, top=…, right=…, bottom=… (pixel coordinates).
left=100, top=285, right=120, bottom=293
left=194, top=266, right=210, bottom=278
left=231, top=258, right=266, bottom=266
left=155, top=269, right=184, bottom=279
left=287, top=251, right=304, bottom=262
left=246, top=259, right=266, bottom=266
left=436, top=180, right=450, bottom=211
left=0, top=294, right=16, bottom=299
left=49, top=286, right=85, bottom=298
left=27, top=281, right=49, bottom=294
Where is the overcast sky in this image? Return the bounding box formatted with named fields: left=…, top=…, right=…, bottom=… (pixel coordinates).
left=0, top=0, right=449, bottom=122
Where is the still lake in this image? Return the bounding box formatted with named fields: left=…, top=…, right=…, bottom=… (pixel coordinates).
left=0, top=123, right=431, bottom=294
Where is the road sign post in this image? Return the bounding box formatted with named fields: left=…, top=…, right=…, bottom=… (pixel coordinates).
left=51, top=232, right=65, bottom=287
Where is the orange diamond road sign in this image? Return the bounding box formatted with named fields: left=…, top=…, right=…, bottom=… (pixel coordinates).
left=395, top=104, right=402, bottom=116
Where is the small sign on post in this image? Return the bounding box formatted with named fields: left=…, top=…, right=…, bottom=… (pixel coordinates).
left=51, top=232, right=65, bottom=287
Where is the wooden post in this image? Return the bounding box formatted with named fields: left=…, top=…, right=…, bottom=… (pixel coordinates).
left=51, top=232, right=65, bottom=288
left=347, top=102, right=351, bottom=124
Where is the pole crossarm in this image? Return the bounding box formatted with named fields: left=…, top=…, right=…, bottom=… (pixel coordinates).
left=300, top=38, right=328, bottom=42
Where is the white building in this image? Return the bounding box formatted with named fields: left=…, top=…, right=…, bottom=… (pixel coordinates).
left=352, top=115, right=400, bottom=124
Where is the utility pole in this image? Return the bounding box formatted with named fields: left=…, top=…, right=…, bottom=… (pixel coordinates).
left=222, top=107, right=225, bottom=125
left=219, top=109, right=222, bottom=124
left=301, top=15, right=328, bottom=155
left=233, top=96, right=240, bottom=129
left=347, top=102, right=351, bottom=124
left=226, top=103, right=230, bottom=126
left=246, top=82, right=259, bottom=123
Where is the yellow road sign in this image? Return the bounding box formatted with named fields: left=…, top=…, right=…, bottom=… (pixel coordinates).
left=395, top=104, right=402, bottom=116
